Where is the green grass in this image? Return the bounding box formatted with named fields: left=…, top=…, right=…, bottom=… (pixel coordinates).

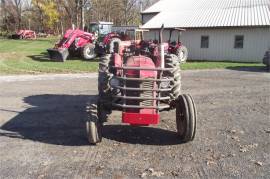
left=0, top=38, right=98, bottom=75
left=0, top=39, right=264, bottom=75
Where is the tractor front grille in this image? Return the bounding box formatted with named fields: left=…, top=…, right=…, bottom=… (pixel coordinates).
left=110, top=65, right=175, bottom=110
left=140, top=80, right=154, bottom=107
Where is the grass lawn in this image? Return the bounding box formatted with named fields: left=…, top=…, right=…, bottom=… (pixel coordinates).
left=0, top=38, right=264, bottom=75
left=0, top=38, right=98, bottom=75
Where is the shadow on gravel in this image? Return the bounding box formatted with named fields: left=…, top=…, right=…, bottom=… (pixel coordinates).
left=0, top=94, right=182, bottom=146
left=226, top=66, right=268, bottom=72
left=102, top=125, right=182, bottom=145
left=0, top=94, right=92, bottom=146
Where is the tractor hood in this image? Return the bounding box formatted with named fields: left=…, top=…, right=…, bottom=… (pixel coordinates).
left=125, top=56, right=157, bottom=78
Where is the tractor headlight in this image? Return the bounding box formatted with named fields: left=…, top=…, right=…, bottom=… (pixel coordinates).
left=160, top=78, right=170, bottom=89
left=109, top=77, right=120, bottom=87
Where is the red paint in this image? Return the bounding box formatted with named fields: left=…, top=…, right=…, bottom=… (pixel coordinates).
left=16, top=30, right=36, bottom=39
left=114, top=53, right=122, bottom=75
left=57, top=29, right=95, bottom=49
left=122, top=112, right=159, bottom=125
left=168, top=41, right=184, bottom=54
left=103, top=32, right=121, bottom=45
left=125, top=56, right=157, bottom=78
left=124, top=56, right=157, bottom=116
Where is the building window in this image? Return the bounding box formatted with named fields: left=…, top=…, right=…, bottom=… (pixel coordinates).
left=201, top=36, right=209, bottom=48
left=234, top=35, right=244, bottom=49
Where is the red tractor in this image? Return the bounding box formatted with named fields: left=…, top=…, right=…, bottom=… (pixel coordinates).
left=86, top=26, right=197, bottom=144
left=47, top=29, right=96, bottom=62
left=11, top=30, right=36, bottom=39
left=47, top=22, right=129, bottom=62
left=88, top=21, right=136, bottom=55
left=167, top=28, right=188, bottom=63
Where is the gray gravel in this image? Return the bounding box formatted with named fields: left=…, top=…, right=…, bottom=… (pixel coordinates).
left=0, top=69, right=269, bottom=178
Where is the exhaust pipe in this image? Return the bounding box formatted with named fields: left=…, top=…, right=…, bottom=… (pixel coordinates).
left=159, top=24, right=165, bottom=68
left=160, top=44, right=165, bottom=68
left=47, top=48, right=69, bottom=62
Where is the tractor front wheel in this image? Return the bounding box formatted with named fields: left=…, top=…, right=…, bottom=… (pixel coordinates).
left=86, top=103, right=102, bottom=144
left=176, top=94, right=197, bottom=142
left=82, top=43, right=96, bottom=60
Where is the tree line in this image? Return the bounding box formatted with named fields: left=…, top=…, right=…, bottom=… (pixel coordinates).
left=0, top=0, right=158, bottom=34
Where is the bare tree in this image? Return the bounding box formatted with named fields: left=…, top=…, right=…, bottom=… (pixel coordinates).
left=13, top=0, right=22, bottom=29
left=0, top=0, right=160, bottom=34
left=121, top=0, right=139, bottom=25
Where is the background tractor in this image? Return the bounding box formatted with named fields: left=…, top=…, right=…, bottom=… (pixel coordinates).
left=88, top=21, right=138, bottom=54
left=11, top=30, right=36, bottom=39
left=86, top=26, right=197, bottom=144
left=167, top=28, right=188, bottom=63
left=47, top=21, right=136, bottom=62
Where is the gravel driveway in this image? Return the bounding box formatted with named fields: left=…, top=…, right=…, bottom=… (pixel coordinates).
left=0, top=69, right=269, bottom=178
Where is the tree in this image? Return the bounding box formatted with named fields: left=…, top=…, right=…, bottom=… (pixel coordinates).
left=32, top=0, right=59, bottom=32
left=13, top=0, right=22, bottom=29
left=121, top=0, right=139, bottom=25
left=0, top=0, right=160, bottom=34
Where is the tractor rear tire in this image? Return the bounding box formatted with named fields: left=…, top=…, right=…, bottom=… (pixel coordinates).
left=98, top=54, right=111, bottom=96
left=86, top=103, right=102, bottom=144
left=165, top=54, right=181, bottom=100
left=176, top=94, right=197, bottom=142
left=109, top=38, right=121, bottom=53
left=82, top=43, right=96, bottom=60
left=98, top=54, right=112, bottom=115
left=176, top=46, right=188, bottom=63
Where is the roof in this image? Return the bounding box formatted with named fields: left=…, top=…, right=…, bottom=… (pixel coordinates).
left=142, top=0, right=270, bottom=28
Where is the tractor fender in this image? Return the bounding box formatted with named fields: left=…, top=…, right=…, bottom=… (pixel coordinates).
left=103, top=32, right=121, bottom=45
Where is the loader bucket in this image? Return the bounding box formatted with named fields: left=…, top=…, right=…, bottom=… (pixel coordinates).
left=47, top=48, right=69, bottom=62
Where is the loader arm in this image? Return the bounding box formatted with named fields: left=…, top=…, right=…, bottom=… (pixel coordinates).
left=59, top=30, right=78, bottom=48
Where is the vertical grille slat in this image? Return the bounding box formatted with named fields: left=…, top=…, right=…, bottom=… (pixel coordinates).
left=140, top=80, right=154, bottom=106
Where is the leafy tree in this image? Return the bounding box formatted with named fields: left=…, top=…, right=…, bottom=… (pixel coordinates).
left=32, top=0, right=59, bottom=31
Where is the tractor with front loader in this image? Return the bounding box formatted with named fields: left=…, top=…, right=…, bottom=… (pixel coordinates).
left=86, top=26, right=197, bottom=144
left=47, top=21, right=130, bottom=62
left=47, top=28, right=96, bottom=62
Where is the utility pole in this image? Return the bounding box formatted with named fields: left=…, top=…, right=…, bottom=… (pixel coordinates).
left=81, top=0, right=85, bottom=29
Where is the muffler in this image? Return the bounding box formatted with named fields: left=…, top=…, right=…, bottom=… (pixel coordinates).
left=47, top=48, right=69, bottom=62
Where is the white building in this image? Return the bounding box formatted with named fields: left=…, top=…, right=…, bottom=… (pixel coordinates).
left=141, top=0, right=270, bottom=62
